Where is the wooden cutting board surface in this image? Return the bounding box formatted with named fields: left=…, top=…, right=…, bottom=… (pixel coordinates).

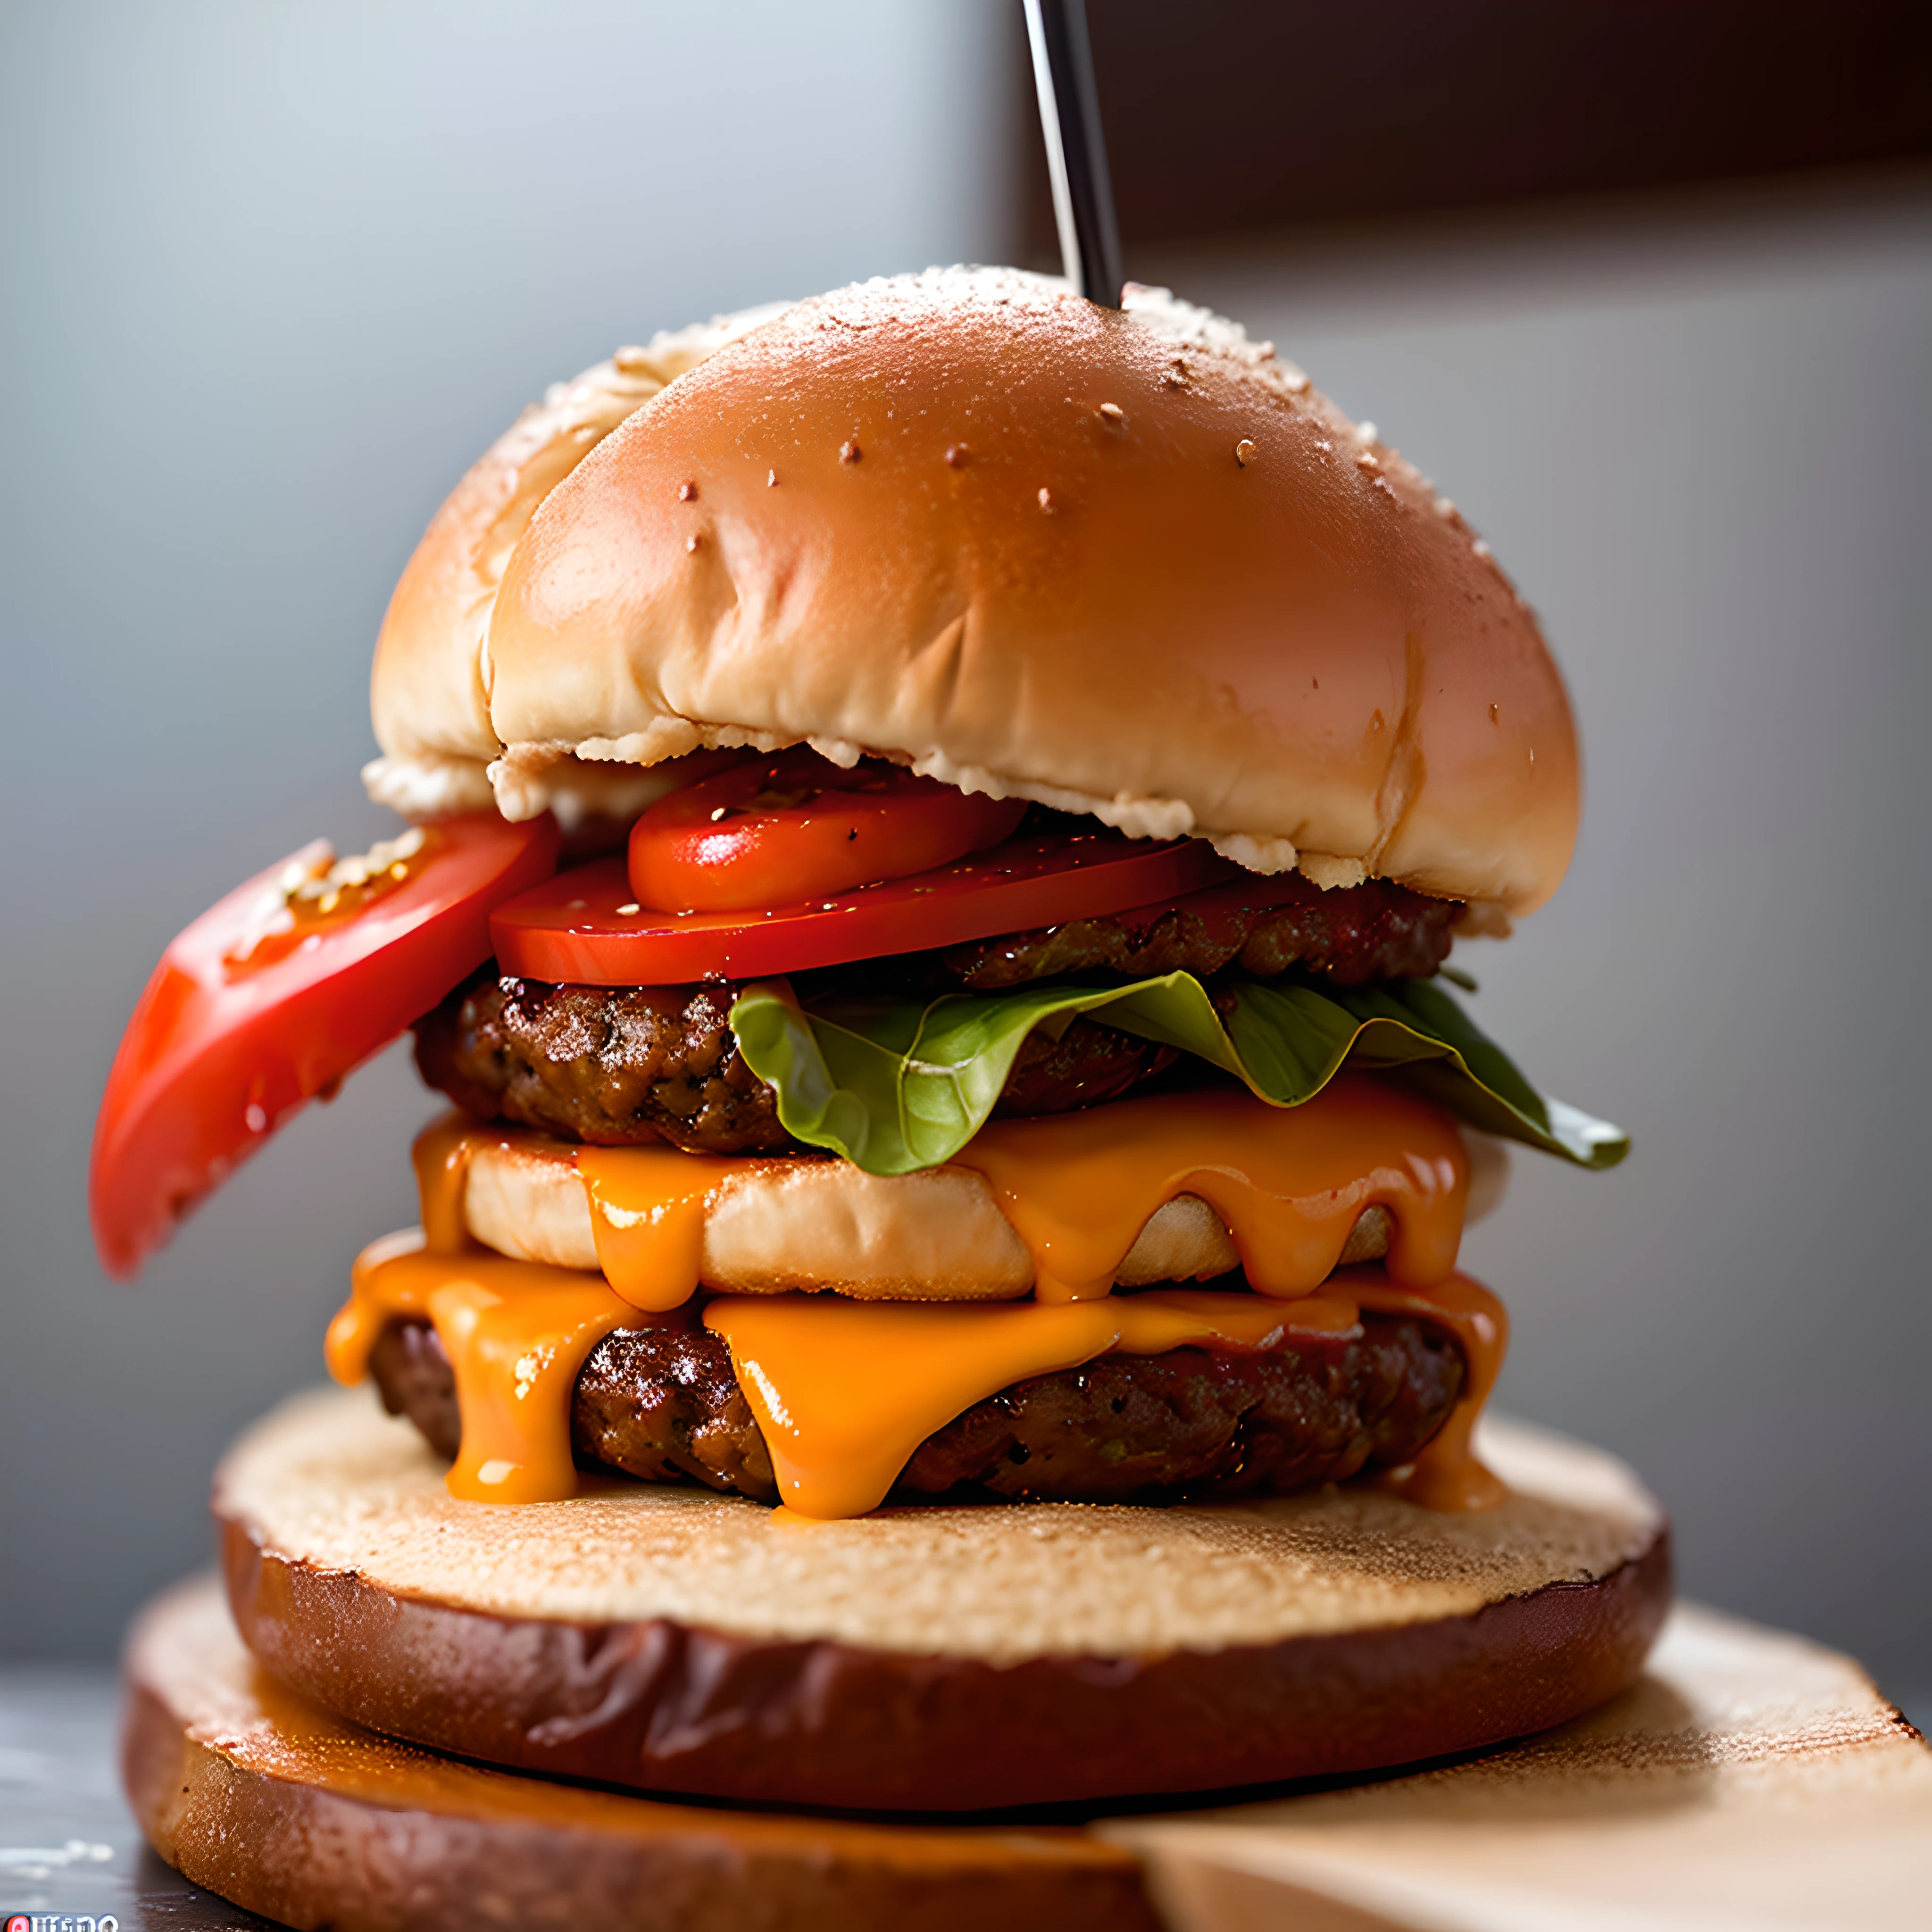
left=1106, top=1600, right=1932, bottom=1931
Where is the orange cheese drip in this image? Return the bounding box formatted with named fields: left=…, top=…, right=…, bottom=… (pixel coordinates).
left=1346, top=1269, right=1509, bottom=1510
left=576, top=1144, right=743, bottom=1311
left=325, top=1230, right=659, bottom=1504
left=375, top=1086, right=1499, bottom=1516
left=411, top=1110, right=486, bottom=1253
left=325, top=1239, right=1506, bottom=1519
left=562, top=1079, right=1468, bottom=1308
left=412, top=1116, right=737, bottom=1312
left=703, top=1278, right=1506, bottom=1520
left=951, top=1078, right=1467, bottom=1301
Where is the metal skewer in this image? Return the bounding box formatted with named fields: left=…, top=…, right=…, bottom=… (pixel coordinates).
left=1023, top=0, right=1124, bottom=308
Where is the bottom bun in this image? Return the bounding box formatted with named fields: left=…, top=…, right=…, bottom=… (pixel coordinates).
left=125, top=1575, right=1159, bottom=1932
left=217, top=1389, right=1670, bottom=1811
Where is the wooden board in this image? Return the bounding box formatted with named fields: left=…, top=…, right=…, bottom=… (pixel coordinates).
left=1109, top=1604, right=1932, bottom=1931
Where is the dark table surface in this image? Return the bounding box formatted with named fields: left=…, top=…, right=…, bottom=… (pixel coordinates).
left=0, top=1666, right=269, bottom=1932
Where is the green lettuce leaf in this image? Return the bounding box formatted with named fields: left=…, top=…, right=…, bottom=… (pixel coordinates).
left=730, top=973, right=1627, bottom=1176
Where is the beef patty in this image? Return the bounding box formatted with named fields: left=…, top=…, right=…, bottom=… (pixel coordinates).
left=416, top=975, right=793, bottom=1152
left=936, top=872, right=1461, bottom=991
left=415, top=973, right=1176, bottom=1151
left=369, top=1308, right=1465, bottom=1507
left=413, top=874, right=1458, bottom=1152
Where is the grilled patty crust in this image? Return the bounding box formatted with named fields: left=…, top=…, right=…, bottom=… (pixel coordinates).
left=936, top=873, right=1462, bottom=990
left=414, top=973, right=1177, bottom=1151
left=413, top=875, right=1457, bottom=1152
left=369, top=1307, right=1465, bottom=1507
left=414, top=974, right=792, bottom=1153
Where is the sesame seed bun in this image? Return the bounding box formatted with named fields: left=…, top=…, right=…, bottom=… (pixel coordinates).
left=369, top=268, right=1578, bottom=915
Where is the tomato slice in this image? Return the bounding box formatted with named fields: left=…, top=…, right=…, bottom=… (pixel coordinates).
left=492, top=827, right=1239, bottom=984
left=628, top=749, right=1029, bottom=912
left=91, top=813, right=559, bottom=1279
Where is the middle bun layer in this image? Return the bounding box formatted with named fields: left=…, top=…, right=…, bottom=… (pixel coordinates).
left=458, top=1128, right=1398, bottom=1299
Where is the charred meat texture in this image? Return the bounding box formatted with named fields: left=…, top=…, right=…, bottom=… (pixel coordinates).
left=415, top=972, right=1179, bottom=1149
left=369, top=1310, right=1465, bottom=1507
left=992, top=1016, right=1178, bottom=1116
left=934, top=873, right=1462, bottom=991
left=898, top=1325, right=1461, bottom=1502
left=412, top=877, right=1462, bottom=1150
left=368, top=1320, right=463, bottom=1460
left=414, top=973, right=795, bottom=1153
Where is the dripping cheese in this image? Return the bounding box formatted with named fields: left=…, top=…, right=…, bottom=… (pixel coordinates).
left=339, top=1077, right=1493, bottom=1516
left=705, top=1275, right=1504, bottom=1518
left=415, top=1077, right=1470, bottom=1310
left=325, top=1231, right=659, bottom=1504
left=329, top=1240, right=1503, bottom=1517
left=953, top=1082, right=1466, bottom=1299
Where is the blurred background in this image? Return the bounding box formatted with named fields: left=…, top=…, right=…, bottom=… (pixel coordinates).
left=2, top=0, right=1928, bottom=1727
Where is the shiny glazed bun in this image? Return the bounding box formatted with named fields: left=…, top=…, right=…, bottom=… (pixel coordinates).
left=372, top=267, right=1579, bottom=914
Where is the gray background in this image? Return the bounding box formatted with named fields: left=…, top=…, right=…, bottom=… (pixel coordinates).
left=2, top=1, right=1927, bottom=1720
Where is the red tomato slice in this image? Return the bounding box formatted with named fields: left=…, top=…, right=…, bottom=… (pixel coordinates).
left=627, top=749, right=1029, bottom=912
left=493, top=826, right=1238, bottom=984
left=91, top=813, right=559, bottom=1279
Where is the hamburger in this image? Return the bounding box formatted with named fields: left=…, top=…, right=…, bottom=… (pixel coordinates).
left=94, top=268, right=1662, bottom=1833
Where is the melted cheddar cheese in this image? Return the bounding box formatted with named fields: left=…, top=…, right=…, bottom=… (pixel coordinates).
left=705, top=1280, right=1505, bottom=1517
left=561, top=1077, right=1465, bottom=1309
left=325, top=1233, right=660, bottom=1504
left=330, top=1082, right=1504, bottom=1516
left=954, top=1082, right=1466, bottom=1298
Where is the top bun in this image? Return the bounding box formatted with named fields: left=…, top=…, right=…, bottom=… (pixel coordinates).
left=372, top=268, right=1578, bottom=914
